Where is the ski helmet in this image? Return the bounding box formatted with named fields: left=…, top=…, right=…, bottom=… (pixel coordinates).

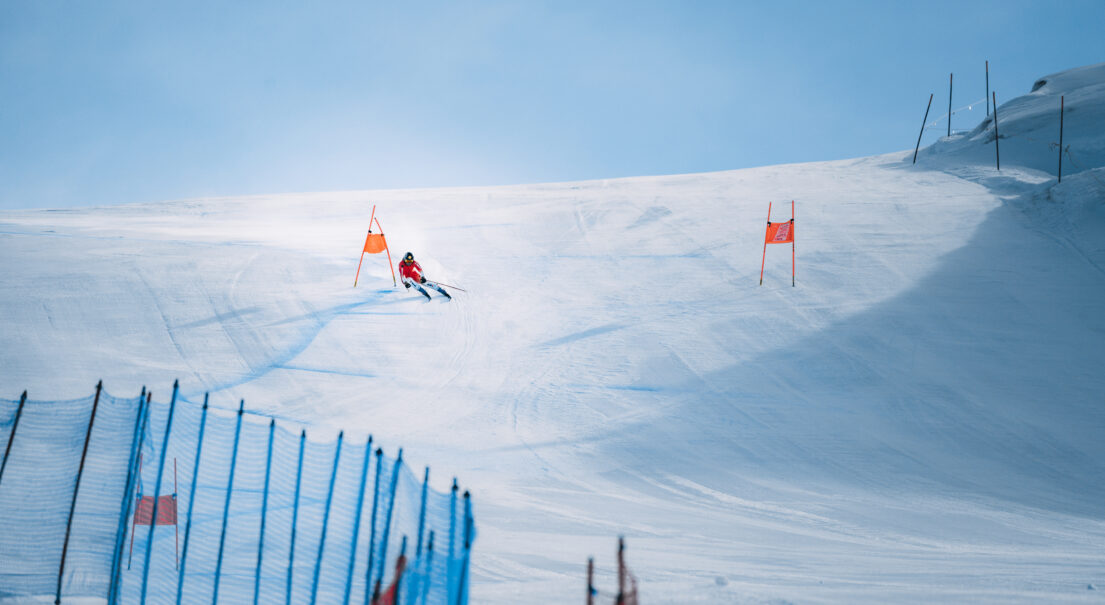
left=403, top=252, right=414, bottom=263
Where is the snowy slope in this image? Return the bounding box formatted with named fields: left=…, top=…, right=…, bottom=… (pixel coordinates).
left=3, top=64, right=1105, bottom=603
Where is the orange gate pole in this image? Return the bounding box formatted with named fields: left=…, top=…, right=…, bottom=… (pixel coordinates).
left=759, top=202, right=772, bottom=286
left=375, top=217, right=397, bottom=286
left=353, top=205, right=378, bottom=287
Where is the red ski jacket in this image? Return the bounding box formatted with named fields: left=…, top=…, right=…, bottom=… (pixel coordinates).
left=399, top=260, right=424, bottom=283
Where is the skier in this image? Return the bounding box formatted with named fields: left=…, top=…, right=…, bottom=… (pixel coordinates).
left=398, top=252, right=451, bottom=301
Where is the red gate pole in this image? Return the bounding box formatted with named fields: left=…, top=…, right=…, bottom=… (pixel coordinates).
left=791, top=200, right=796, bottom=287
left=759, top=202, right=772, bottom=286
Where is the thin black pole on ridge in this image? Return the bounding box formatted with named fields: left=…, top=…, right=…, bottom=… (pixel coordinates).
left=56, top=380, right=103, bottom=605
left=286, top=429, right=307, bottom=605
left=254, top=418, right=276, bottom=605
left=213, top=399, right=246, bottom=605
left=364, top=448, right=384, bottom=605
left=140, top=381, right=179, bottom=603
left=0, top=390, right=28, bottom=490
left=109, top=387, right=149, bottom=605
left=947, top=73, right=953, bottom=137
left=913, top=93, right=933, bottom=165
left=420, top=530, right=436, bottom=605
left=986, top=60, right=991, bottom=116
left=342, top=437, right=373, bottom=605
left=310, top=431, right=345, bottom=605
left=455, top=491, right=472, bottom=605
left=1059, top=95, right=1065, bottom=183
left=993, top=91, right=1001, bottom=171
left=176, top=394, right=209, bottom=605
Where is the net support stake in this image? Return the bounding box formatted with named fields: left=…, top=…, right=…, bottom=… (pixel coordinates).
left=310, top=431, right=345, bottom=605
left=175, top=394, right=209, bottom=605
left=343, top=437, right=374, bottom=605
left=253, top=419, right=276, bottom=605
left=364, top=448, right=384, bottom=605
left=213, top=400, right=246, bottom=604
left=286, top=430, right=307, bottom=605
left=55, top=380, right=103, bottom=605
left=140, top=381, right=179, bottom=603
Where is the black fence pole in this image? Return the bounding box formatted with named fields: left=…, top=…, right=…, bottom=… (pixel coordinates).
left=993, top=91, right=1001, bottom=171
left=213, top=400, right=246, bottom=605
left=175, top=394, right=209, bottom=605
left=0, top=390, right=27, bottom=490
left=108, top=387, right=148, bottom=605
left=420, top=530, right=435, bottom=605
left=364, top=448, right=384, bottom=605
left=55, top=380, right=103, bottom=604
left=140, top=381, right=179, bottom=603
left=1059, top=95, right=1065, bottom=183
left=342, top=437, right=373, bottom=605
left=415, top=467, right=430, bottom=558
left=286, top=430, right=307, bottom=605
left=374, top=450, right=403, bottom=591
left=947, top=73, right=953, bottom=137
left=448, top=479, right=458, bottom=560
left=986, top=60, right=990, bottom=116
left=253, top=418, right=276, bottom=605
left=310, top=431, right=344, bottom=605
left=913, top=94, right=933, bottom=165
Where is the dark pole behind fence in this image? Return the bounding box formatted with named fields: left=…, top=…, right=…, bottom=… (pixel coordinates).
left=421, top=530, right=436, bottom=605
left=416, top=467, right=430, bottom=557
left=364, top=448, right=384, bottom=605
left=947, top=73, right=953, bottom=137
left=993, top=91, right=1001, bottom=171
left=55, top=380, right=103, bottom=605
left=913, top=93, right=933, bottom=165
left=587, top=557, right=594, bottom=605
left=375, top=450, right=404, bottom=590
left=0, top=390, right=27, bottom=489
left=986, top=60, right=991, bottom=116
left=286, top=430, right=307, bottom=605
left=108, top=387, right=149, bottom=605
left=343, top=437, right=373, bottom=605
left=449, top=479, right=458, bottom=559
left=1059, top=95, right=1065, bottom=183
left=455, top=491, right=472, bottom=605
left=310, top=431, right=344, bottom=605
left=254, top=419, right=276, bottom=605
left=140, top=381, right=179, bottom=603
left=176, top=394, right=209, bottom=605
left=213, top=400, right=246, bottom=605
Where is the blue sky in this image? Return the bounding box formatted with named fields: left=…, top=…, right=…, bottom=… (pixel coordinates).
left=2, top=1, right=1103, bottom=209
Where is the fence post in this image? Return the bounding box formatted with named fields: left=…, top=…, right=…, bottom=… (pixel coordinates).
left=126, top=391, right=152, bottom=576
left=587, top=557, right=594, bottom=605
left=374, top=449, right=404, bottom=591
left=55, top=380, right=103, bottom=604
left=985, top=60, right=990, bottom=116
left=0, top=390, right=27, bottom=489
left=455, top=491, right=472, bottom=605
left=140, top=381, right=179, bottom=603
left=993, top=91, right=1000, bottom=171
left=1058, top=95, right=1065, bottom=183
left=108, top=387, right=149, bottom=604
left=420, top=530, right=435, bottom=605
left=616, top=537, right=626, bottom=604
left=213, top=400, right=246, bottom=604
left=947, top=72, right=953, bottom=137
left=253, top=418, right=276, bottom=605
left=175, top=394, right=209, bottom=605
left=415, top=467, right=430, bottom=558
left=311, top=431, right=345, bottom=605
left=364, top=448, right=384, bottom=605
left=286, top=430, right=307, bottom=605
left=913, top=93, right=934, bottom=165
left=343, top=437, right=373, bottom=605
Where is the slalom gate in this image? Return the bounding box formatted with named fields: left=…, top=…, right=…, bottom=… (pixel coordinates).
left=0, top=382, right=474, bottom=605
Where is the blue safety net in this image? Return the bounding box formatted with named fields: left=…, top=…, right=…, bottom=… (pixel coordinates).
left=0, top=386, right=474, bottom=605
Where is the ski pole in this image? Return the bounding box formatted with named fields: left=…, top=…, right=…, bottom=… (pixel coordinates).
left=434, top=282, right=467, bottom=292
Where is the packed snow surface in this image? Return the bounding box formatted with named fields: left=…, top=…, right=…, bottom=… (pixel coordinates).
left=3, top=64, right=1105, bottom=603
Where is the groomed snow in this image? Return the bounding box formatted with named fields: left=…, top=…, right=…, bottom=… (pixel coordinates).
left=2, top=64, right=1104, bottom=603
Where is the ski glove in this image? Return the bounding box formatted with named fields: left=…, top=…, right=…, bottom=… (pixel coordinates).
left=404, top=282, right=411, bottom=289
left=420, top=276, right=426, bottom=284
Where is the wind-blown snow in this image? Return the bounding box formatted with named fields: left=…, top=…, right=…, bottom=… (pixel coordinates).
left=2, top=64, right=1104, bottom=603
